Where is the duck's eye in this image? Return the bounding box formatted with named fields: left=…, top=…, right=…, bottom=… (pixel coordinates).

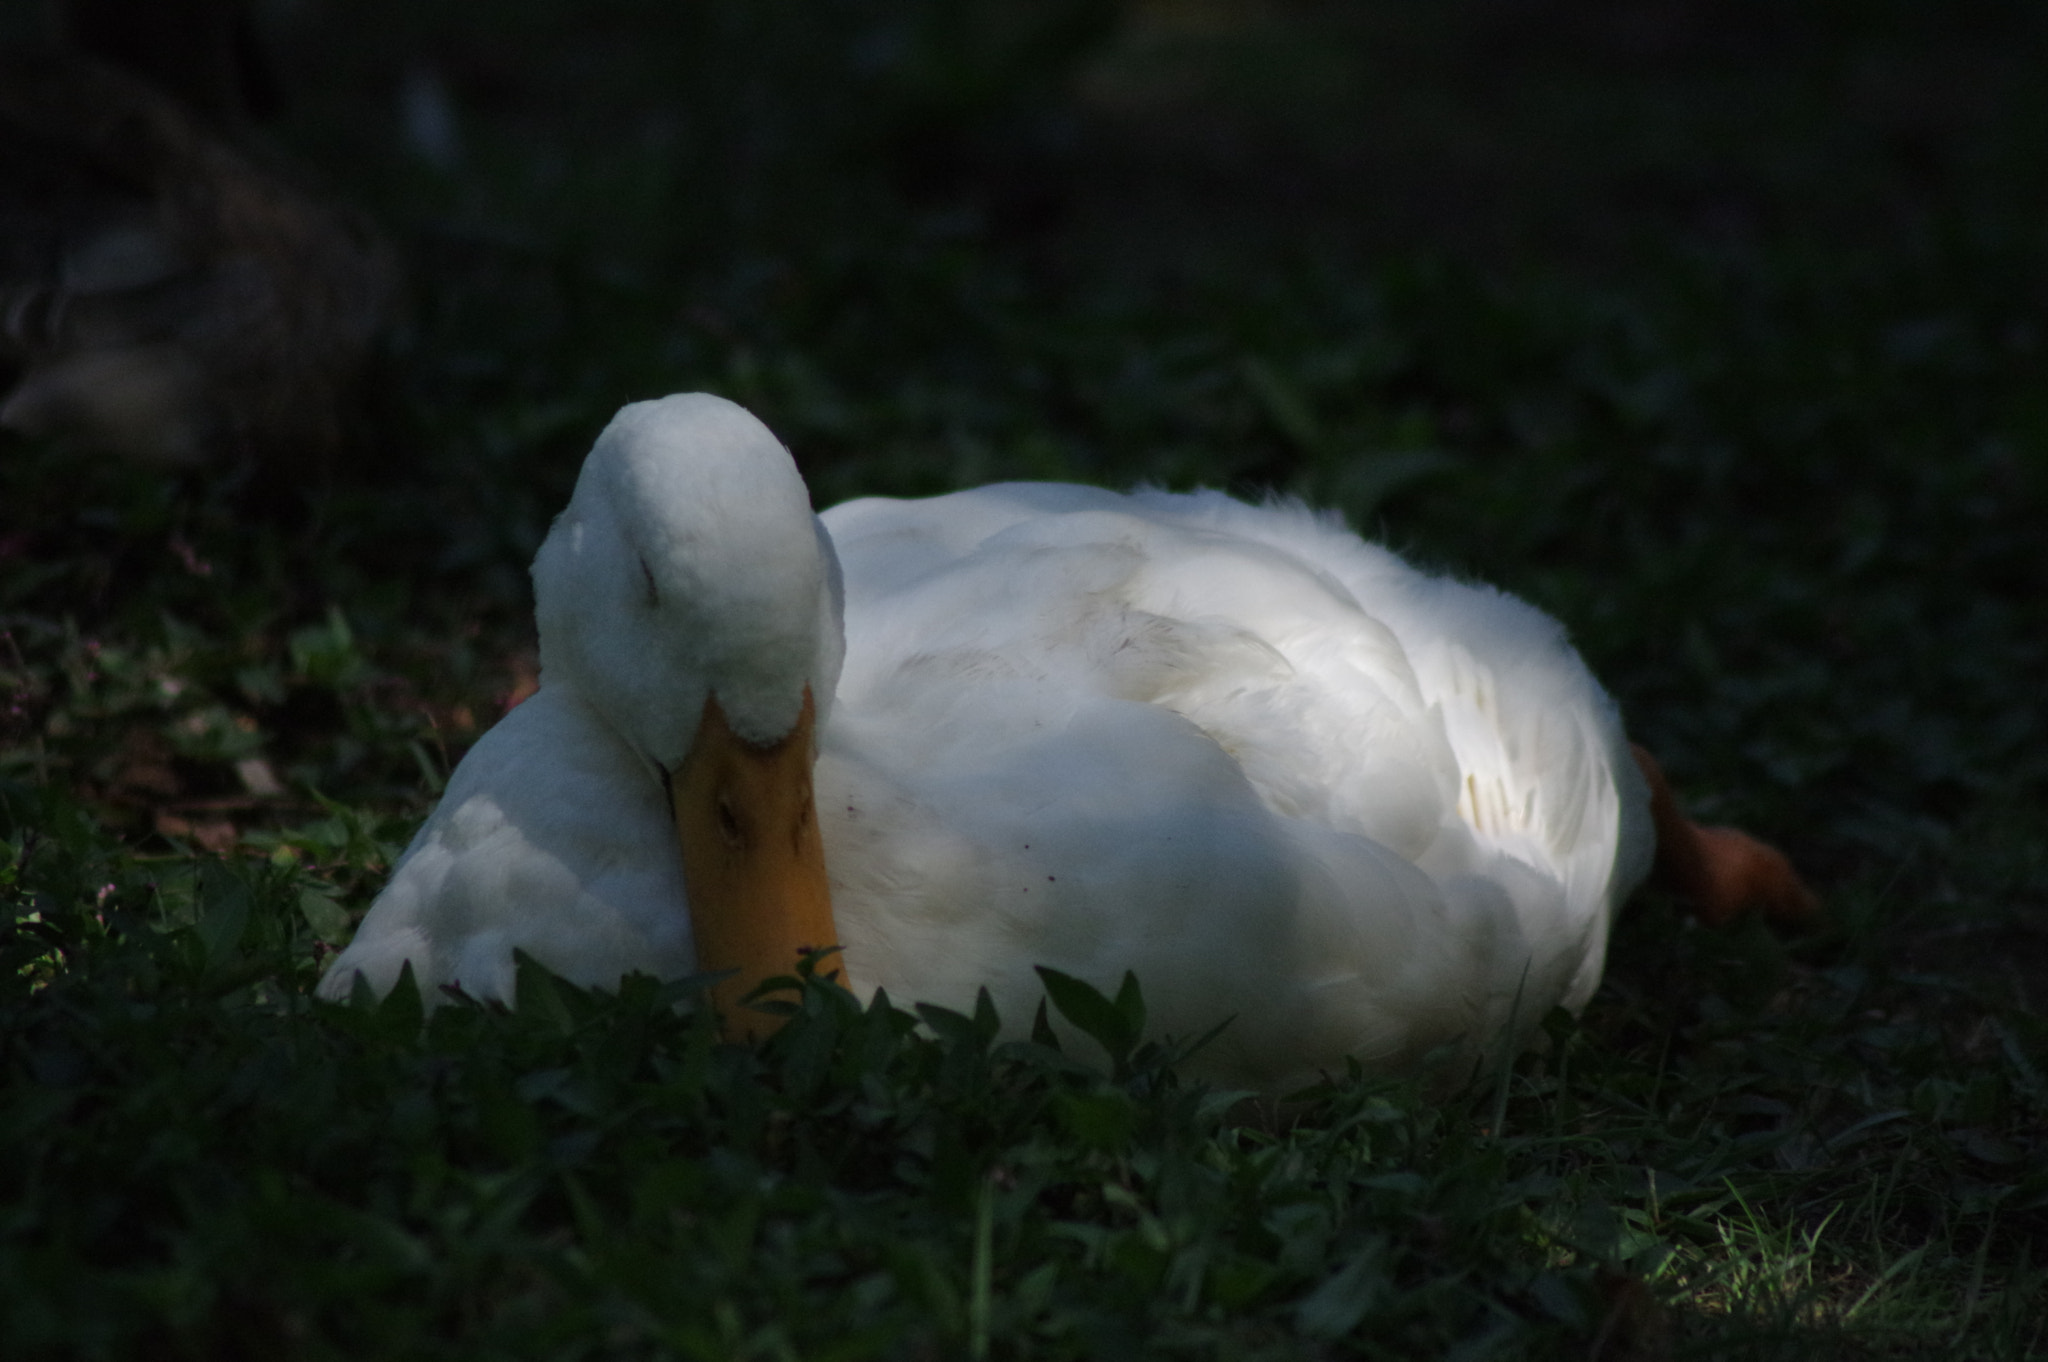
left=639, top=556, right=660, bottom=608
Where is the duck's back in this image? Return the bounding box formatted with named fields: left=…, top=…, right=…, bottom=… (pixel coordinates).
left=818, top=485, right=1652, bottom=1085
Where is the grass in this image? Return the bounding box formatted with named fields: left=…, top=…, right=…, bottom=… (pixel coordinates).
left=4, top=1, right=2047, bottom=1356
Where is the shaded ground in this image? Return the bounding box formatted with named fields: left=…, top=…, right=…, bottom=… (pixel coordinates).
left=1066, top=1, right=2048, bottom=271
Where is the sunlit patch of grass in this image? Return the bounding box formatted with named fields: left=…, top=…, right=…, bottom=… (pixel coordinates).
left=1662, top=1192, right=1837, bottom=1324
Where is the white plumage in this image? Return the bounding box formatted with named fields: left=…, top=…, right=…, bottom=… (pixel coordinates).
left=319, top=393, right=1654, bottom=1091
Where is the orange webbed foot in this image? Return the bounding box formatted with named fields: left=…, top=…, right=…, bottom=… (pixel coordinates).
left=1630, top=745, right=1821, bottom=928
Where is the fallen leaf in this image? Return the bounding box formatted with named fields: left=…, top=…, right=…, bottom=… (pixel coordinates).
left=235, top=757, right=285, bottom=797
left=110, top=727, right=181, bottom=797
left=155, top=811, right=239, bottom=854
left=501, top=650, right=540, bottom=713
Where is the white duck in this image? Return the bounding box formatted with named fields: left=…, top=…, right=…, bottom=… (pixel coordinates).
left=318, top=393, right=1810, bottom=1090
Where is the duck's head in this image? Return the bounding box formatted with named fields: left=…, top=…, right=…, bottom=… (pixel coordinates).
left=533, top=393, right=845, bottom=1031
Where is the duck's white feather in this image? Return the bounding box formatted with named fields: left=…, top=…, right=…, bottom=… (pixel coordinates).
left=818, top=485, right=1650, bottom=1087
left=324, top=686, right=693, bottom=1002
left=321, top=394, right=1653, bottom=1091
left=533, top=392, right=842, bottom=760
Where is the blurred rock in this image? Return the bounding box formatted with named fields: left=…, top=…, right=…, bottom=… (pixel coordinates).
left=0, top=44, right=396, bottom=468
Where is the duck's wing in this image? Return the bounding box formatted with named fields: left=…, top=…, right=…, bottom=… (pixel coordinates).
left=819, top=486, right=1641, bottom=1082
left=1118, top=490, right=1655, bottom=1001
left=825, top=484, right=1648, bottom=901
left=818, top=674, right=1499, bottom=1091
left=315, top=687, right=695, bottom=1005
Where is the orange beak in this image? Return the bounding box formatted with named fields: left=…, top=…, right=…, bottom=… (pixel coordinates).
left=672, top=686, right=839, bottom=1037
